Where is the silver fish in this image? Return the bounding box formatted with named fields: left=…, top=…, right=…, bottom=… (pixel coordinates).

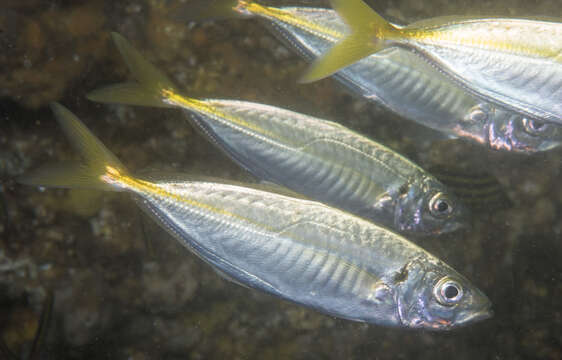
left=229, top=1, right=562, bottom=153
left=301, top=0, right=562, bottom=126
left=18, top=103, right=493, bottom=329
left=87, top=33, right=469, bottom=236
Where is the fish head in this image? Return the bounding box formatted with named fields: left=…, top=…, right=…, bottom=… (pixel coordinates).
left=487, top=110, right=562, bottom=153
left=455, top=104, right=562, bottom=153
left=395, top=178, right=470, bottom=235
left=396, top=257, right=493, bottom=330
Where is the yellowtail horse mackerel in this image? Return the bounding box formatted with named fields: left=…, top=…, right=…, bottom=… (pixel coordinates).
left=87, top=33, right=469, bottom=236
left=301, top=0, right=562, bottom=126
left=217, top=0, right=562, bottom=153
left=18, top=103, right=492, bottom=329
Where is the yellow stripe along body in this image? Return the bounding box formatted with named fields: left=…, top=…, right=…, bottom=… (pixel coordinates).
left=21, top=103, right=493, bottom=329
left=396, top=18, right=562, bottom=123
left=234, top=5, right=562, bottom=152
left=160, top=84, right=469, bottom=235
left=103, top=165, right=458, bottom=326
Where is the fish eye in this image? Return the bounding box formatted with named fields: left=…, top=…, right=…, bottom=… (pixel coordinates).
left=434, top=277, right=464, bottom=306
left=429, top=193, right=454, bottom=218
left=522, top=118, right=548, bottom=134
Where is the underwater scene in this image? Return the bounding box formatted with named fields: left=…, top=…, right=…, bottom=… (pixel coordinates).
left=1, top=0, right=561, bottom=359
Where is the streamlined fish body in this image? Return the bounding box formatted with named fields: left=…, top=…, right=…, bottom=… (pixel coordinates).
left=18, top=103, right=493, bottom=329
left=301, top=0, right=562, bottom=127
left=234, top=3, right=562, bottom=153
left=88, top=33, right=470, bottom=235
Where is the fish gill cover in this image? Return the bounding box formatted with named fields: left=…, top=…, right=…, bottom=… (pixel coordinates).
left=1, top=0, right=561, bottom=359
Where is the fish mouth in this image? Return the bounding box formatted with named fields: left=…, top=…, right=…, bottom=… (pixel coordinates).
left=455, top=302, right=494, bottom=328
left=421, top=303, right=494, bottom=330
left=461, top=307, right=493, bottom=325
left=440, top=219, right=467, bottom=234
left=423, top=308, right=493, bottom=331
left=434, top=209, right=470, bottom=235
left=398, top=299, right=493, bottom=330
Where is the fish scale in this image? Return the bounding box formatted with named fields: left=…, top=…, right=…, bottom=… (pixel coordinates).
left=18, top=103, right=493, bottom=328
left=88, top=33, right=474, bottom=234
left=190, top=101, right=423, bottom=217
left=427, top=45, right=562, bottom=121
left=377, top=5, right=562, bottom=123
left=236, top=4, right=562, bottom=152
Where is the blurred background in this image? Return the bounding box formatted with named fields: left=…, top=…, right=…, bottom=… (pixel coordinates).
left=0, top=0, right=560, bottom=358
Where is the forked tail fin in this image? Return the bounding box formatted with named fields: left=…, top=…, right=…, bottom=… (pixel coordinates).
left=18, top=103, right=129, bottom=192
left=87, top=32, right=179, bottom=108
left=89, top=32, right=215, bottom=113
left=300, top=0, right=399, bottom=83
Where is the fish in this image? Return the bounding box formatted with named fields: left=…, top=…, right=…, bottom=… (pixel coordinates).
left=170, top=0, right=562, bottom=153
left=300, top=0, right=562, bottom=127
left=224, top=1, right=562, bottom=154
left=17, top=103, right=493, bottom=329
left=87, top=33, right=470, bottom=236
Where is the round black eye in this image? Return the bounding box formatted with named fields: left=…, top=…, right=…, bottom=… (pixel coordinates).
left=429, top=193, right=454, bottom=218
left=523, top=118, right=547, bottom=134
left=444, top=284, right=459, bottom=299
left=434, top=277, right=464, bottom=305
left=437, top=201, right=449, bottom=213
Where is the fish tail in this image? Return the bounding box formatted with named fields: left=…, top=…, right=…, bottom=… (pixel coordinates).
left=89, top=33, right=213, bottom=113
left=300, top=0, right=400, bottom=83
left=17, top=103, right=130, bottom=192
left=87, top=32, right=179, bottom=109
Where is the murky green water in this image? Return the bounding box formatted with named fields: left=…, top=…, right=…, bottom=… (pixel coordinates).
left=1, top=0, right=560, bottom=359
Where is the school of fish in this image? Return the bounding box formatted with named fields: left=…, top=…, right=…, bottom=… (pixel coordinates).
left=87, top=33, right=468, bottom=236
left=20, top=0, right=562, bottom=330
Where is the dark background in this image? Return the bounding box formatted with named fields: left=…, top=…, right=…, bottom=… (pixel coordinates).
left=1, top=0, right=560, bottom=359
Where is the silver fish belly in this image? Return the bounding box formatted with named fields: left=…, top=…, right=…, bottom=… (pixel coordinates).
left=20, top=103, right=491, bottom=330
left=184, top=99, right=467, bottom=235
left=87, top=32, right=468, bottom=235
left=133, top=179, right=491, bottom=329
left=253, top=7, right=562, bottom=153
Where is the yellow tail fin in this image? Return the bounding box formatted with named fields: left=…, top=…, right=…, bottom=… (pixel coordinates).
left=87, top=32, right=178, bottom=108
left=299, top=0, right=399, bottom=83
left=18, top=103, right=128, bottom=191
